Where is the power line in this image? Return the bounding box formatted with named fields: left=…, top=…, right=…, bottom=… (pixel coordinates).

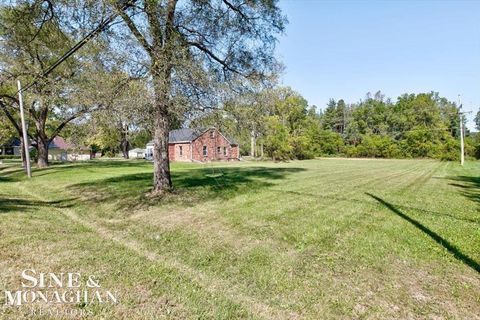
left=15, top=0, right=136, bottom=94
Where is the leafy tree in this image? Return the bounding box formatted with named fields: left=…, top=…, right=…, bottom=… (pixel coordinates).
left=130, top=130, right=153, bottom=149
left=321, top=99, right=348, bottom=134
left=316, top=130, right=344, bottom=155
left=0, top=1, right=106, bottom=167
left=356, top=135, right=400, bottom=158
left=103, top=0, right=286, bottom=193
left=264, top=115, right=291, bottom=161
left=88, top=72, right=151, bottom=158
left=465, top=133, right=480, bottom=159
left=0, top=113, right=15, bottom=147
left=475, top=109, right=480, bottom=131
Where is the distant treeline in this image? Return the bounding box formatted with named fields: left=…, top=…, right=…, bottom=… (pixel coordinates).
left=194, top=88, right=479, bottom=161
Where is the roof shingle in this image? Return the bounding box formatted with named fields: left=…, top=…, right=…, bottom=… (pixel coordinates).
left=147, top=128, right=238, bottom=145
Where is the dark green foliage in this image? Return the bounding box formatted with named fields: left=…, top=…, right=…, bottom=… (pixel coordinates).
left=130, top=130, right=152, bottom=149
left=465, top=133, right=480, bottom=159
left=218, top=90, right=471, bottom=160
left=325, top=92, right=464, bottom=160
left=355, top=135, right=400, bottom=158
left=190, top=89, right=471, bottom=161
left=316, top=130, right=344, bottom=155
left=475, top=109, right=480, bottom=131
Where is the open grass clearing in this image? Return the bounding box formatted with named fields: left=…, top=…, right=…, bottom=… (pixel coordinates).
left=0, top=158, right=479, bottom=319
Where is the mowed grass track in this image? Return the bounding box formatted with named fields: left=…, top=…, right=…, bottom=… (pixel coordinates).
left=0, top=159, right=479, bottom=319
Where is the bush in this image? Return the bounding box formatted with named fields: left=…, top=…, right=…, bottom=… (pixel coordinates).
left=317, top=130, right=344, bottom=155
left=264, top=116, right=293, bottom=161
left=438, top=138, right=460, bottom=161
left=290, top=134, right=315, bottom=160
left=356, top=135, right=400, bottom=158
left=29, top=148, right=38, bottom=162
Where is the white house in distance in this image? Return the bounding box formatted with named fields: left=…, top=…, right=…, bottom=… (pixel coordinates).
left=47, top=137, right=91, bottom=161
left=128, top=148, right=145, bottom=159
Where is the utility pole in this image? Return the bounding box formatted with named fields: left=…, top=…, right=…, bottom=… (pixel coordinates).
left=459, top=111, right=464, bottom=166
left=17, top=80, right=32, bottom=178
left=457, top=95, right=465, bottom=166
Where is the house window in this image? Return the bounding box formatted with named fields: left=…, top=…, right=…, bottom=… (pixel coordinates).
left=210, top=130, right=215, bottom=138
left=179, top=146, right=183, bottom=156
left=223, top=147, right=227, bottom=156
left=203, top=145, right=207, bottom=156
left=217, top=146, right=221, bottom=154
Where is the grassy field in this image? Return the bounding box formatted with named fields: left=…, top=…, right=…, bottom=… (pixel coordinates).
left=0, top=158, right=479, bottom=319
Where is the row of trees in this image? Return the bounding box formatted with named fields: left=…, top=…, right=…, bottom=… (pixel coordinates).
left=195, top=88, right=479, bottom=161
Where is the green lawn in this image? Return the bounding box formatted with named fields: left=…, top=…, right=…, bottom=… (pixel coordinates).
left=0, top=159, right=479, bottom=319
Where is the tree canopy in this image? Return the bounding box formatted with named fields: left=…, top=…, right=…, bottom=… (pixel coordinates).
left=197, top=89, right=475, bottom=161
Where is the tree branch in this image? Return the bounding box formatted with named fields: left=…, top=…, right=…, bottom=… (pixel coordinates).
left=186, top=41, right=243, bottom=76
left=0, top=100, right=21, bottom=134
left=28, top=0, right=54, bottom=45
left=48, top=105, right=99, bottom=143
left=222, top=0, right=248, bottom=20
left=116, top=5, right=153, bottom=55
left=145, top=0, right=162, bottom=49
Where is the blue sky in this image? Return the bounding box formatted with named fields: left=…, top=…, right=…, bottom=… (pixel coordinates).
left=277, top=0, right=480, bottom=130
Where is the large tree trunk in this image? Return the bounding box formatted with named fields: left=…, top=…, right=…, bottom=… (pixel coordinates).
left=136, top=0, right=176, bottom=194
left=120, top=139, right=129, bottom=159
left=250, top=130, right=256, bottom=157
left=120, top=124, right=130, bottom=159
left=34, top=102, right=49, bottom=168
left=36, top=134, right=49, bottom=168
left=151, top=62, right=172, bottom=193
left=152, top=106, right=171, bottom=193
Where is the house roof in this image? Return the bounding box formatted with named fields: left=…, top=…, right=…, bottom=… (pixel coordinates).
left=3, top=137, right=21, bottom=147
left=170, top=128, right=206, bottom=142
left=48, top=136, right=72, bottom=150
left=147, top=128, right=238, bottom=145
left=6, top=136, right=89, bottom=150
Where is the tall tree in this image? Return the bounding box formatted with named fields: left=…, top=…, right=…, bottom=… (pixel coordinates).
left=108, top=0, right=285, bottom=193
left=475, top=108, right=480, bottom=131
left=0, top=1, right=106, bottom=167
left=0, top=112, right=15, bottom=147
left=85, top=71, right=152, bottom=158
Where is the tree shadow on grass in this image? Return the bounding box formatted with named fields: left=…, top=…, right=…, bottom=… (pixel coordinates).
left=366, top=192, right=480, bottom=274
left=0, top=160, right=153, bottom=181
left=269, top=189, right=479, bottom=225
left=0, top=196, right=77, bottom=214
left=0, top=176, right=18, bottom=183
left=68, top=166, right=306, bottom=211
left=447, top=176, right=480, bottom=205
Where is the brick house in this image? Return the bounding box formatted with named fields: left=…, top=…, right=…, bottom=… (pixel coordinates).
left=146, top=127, right=240, bottom=162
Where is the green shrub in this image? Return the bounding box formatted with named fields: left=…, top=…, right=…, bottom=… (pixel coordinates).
left=438, top=139, right=460, bottom=161
left=29, top=148, right=38, bottom=162
left=356, top=135, right=400, bottom=158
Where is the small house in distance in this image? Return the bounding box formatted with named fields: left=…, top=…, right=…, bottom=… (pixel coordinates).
left=47, top=136, right=91, bottom=161
left=0, top=138, right=21, bottom=156
left=146, top=127, right=239, bottom=162
left=128, top=148, right=146, bottom=159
